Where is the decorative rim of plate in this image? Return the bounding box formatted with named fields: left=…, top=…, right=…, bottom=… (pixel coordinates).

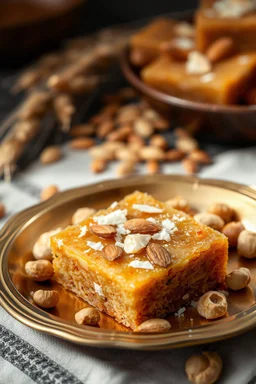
left=121, top=46, right=256, bottom=115
left=1, top=174, right=256, bottom=350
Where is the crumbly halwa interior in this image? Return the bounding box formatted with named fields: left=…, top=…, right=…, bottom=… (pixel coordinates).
left=53, top=238, right=227, bottom=330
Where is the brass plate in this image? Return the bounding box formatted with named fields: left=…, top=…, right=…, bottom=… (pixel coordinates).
left=1, top=175, right=256, bottom=350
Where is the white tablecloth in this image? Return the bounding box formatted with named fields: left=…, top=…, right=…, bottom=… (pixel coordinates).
left=1, top=145, right=256, bottom=384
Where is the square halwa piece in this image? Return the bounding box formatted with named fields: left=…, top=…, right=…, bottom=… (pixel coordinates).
left=142, top=54, right=256, bottom=105
left=129, top=18, right=176, bottom=66
left=196, top=0, right=256, bottom=52
left=52, top=192, right=228, bottom=330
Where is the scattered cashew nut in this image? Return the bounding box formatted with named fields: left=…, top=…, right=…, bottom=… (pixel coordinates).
left=25, top=260, right=54, bottom=282
left=197, top=291, right=227, bottom=319
left=75, top=307, right=100, bottom=326
left=33, top=290, right=59, bottom=308
left=225, top=267, right=251, bottom=291
left=194, top=213, right=224, bottom=231
left=207, top=202, right=234, bottom=223
left=71, top=207, right=96, bottom=225
left=32, top=228, right=62, bottom=260
left=237, top=230, right=256, bottom=259
left=185, top=352, right=223, bottom=384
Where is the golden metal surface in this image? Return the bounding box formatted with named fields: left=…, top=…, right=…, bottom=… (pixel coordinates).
left=1, top=174, right=256, bottom=350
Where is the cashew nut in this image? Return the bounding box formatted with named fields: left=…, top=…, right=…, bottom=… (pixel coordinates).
left=25, top=260, right=54, bottom=282
left=225, top=267, right=251, bottom=291
left=197, top=291, right=227, bottom=319
left=32, top=228, right=62, bottom=260
left=207, top=202, right=234, bottom=223
left=222, top=221, right=244, bottom=247
left=71, top=207, right=96, bottom=225
left=75, top=307, right=100, bottom=326
left=185, top=352, right=223, bottom=384
left=237, top=230, right=256, bottom=259
left=33, top=290, right=59, bottom=308
left=194, top=213, right=224, bottom=231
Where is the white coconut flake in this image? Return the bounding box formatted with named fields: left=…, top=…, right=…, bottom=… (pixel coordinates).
left=200, top=73, right=215, bottom=83
left=213, top=0, right=256, bottom=18
left=116, top=224, right=130, bottom=235
left=132, top=204, right=163, bottom=213
left=94, top=209, right=127, bottom=225
left=174, top=307, right=186, bottom=317
left=172, top=214, right=186, bottom=222
left=162, top=219, right=177, bottom=233
left=115, top=241, right=124, bottom=248
left=78, top=225, right=87, bottom=238
left=186, top=51, right=211, bottom=75
left=124, top=234, right=151, bottom=254
left=128, top=260, right=154, bottom=270
left=87, top=241, right=104, bottom=251
left=56, top=239, right=63, bottom=247
left=152, top=228, right=171, bottom=242
left=173, top=37, right=195, bottom=50
left=110, top=201, right=118, bottom=209
left=93, top=282, right=105, bottom=297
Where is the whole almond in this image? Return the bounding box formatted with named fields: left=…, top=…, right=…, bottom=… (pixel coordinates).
left=154, top=117, right=169, bottom=131
left=124, top=219, right=160, bottom=234
left=137, top=318, right=171, bottom=333
left=189, top=149, right=212, bottom=164
left=107, top=125, right=132, bottom=141
left=91, top=225, right=116, bottom=238
left=206, top=37, right=235, bottom=63
left=146, top=243, right=172, bottom=267
left=90, top=159, right=107, bottom=173
left=69, top=138, right=95, bottom=150
left=143, top=109, right=161, bottom=122
left=69, top=124, right=95, bottom=137
left=175, top=137, right=198, bottom=153
left=89, top=145, right=114, bottom=161
left=116, top=106, right=140, bottom=124
left=115, top=147, right=139, bottom=162
left=116, top=161, right=136, bottom=177
left=146, top=160, right=160, bottom=174
left=165, top=149, right=185, bottom=162
left=182, top=158, right=198, bottom=174
left=150, top=135, right=168, bottom=150
left=140, top=146, right=165, bottom=161
left=40, top=146, right=62, bottom=165
left=97, top=120, right=114, bottom=138
left=127, top=134, right=145, bottom=147
left=40, top=185, right=59, bottom=201
left=134, top=118, right=154, bottom=138
left=103, top=244, right=123, bottom=261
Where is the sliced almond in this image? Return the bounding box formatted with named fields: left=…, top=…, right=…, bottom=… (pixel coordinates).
left=206, top=37, right=235, bottom=63
left=40, top=146, right=62, bottom=165
left=69, top=138, right=95, bottom=150
left=137, top=318, right=171, bottom=333
left=124, top=219, right=160, bottom=234
left=146, top=243, right=172, bottom=267
left=103, top=244, right=123, bottom=261
left=140, top=146, right=165, bottom=161
left=91, top=225, right=116, bottom=238
left=165, top=149, right=185, bottom=162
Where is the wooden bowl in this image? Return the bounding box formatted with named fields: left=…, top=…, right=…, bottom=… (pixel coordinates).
left=121, top=46, right=256, bottom=144
left=0, top=0, right=86, bottom=61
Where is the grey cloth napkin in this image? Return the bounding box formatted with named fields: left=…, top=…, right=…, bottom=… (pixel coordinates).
left=1, top=145, right=256, bottom=384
